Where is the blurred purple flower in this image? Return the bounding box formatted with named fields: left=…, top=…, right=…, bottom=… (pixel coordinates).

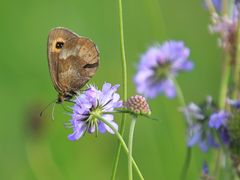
left=227, top=99, right=240, bottom=108
left=182, top=102, right=204, bottom=125
left=183, top=98, right=219, bottom=152
left=212, top=0, right=221, bottom=12
left=220, top=127, right=230, bottom=145
left=67, top=83, right=122, bottom=141
left=134, top=41, right=194, bottom=99
left=209, top=3, right=238, bottom=51
left=188, top=124, right=219, bottom=152
left=202, top=161, right=209, bottom=175
left=209, top=110, right=229, bottom=129
left=201, top=161, right=215, bottom=180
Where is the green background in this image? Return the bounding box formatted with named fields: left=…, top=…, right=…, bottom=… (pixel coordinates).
left=0, top=0, right=220, bottom=179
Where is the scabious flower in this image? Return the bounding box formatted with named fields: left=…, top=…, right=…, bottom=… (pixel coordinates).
left=66, top=83, right=122, bottom=141
left=134, top=41, right=194, bottom=99
left=183, top=97, right=219, bottom=152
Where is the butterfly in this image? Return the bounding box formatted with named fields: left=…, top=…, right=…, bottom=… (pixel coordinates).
left=47, top=27, right=99, bottom=103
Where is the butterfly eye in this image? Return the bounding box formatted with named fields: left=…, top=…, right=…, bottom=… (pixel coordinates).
left=55, top=41, right=64, bottom=49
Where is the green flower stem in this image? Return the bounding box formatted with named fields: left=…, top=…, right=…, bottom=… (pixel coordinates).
left=213, top=55, right=231, bottom=180
left=232, top=13, right=240, bottom=99
left=204, top=0, right=217, bottom=15
left=171, top=76, right=191, bottom=180
left=92, top=113, right=144, bottom=180
left=128, top=116, right=137, bottom=180
left=111, top=0, right=128, bottom=179
left=213, top=148, right=221, bottom=178
left=214, top=32, right=232, bottom=180
left=222, top=0, right=228, bottom=16
left=171, top=77, right=186, bottom=107
left=180, top=147, right=192, bottom=180
left=219, top=53, right=231, bottom=108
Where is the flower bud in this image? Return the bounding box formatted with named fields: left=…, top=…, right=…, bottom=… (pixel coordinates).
left=124, top=95, right=151, bottom=115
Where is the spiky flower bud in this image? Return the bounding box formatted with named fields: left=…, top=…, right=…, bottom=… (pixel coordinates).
left=124, top=95, right=151, bottom=115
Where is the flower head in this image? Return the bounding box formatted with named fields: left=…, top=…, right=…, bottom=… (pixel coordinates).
left=134, top=41, right=194, bottom=99
left=209, top=2, right=238, bottom=52
left=183, top=97, right=219, bottom=152
left=67, top=83, right=122, bottom=141
left=124, top=95, right=151, bottom=115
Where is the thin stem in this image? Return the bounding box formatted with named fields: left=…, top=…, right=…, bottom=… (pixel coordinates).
left=219, top=53, right=231, bottom=108
left=204, top=0, right=217, bottom=15
left=180, top=147, right=192, bottom=180
left=171, top=76, right=186, bottom=107
left=213, top=148, right=221, bottom=177
left=232, top=12, right=240, bottom=99
left=171, top=76, right=192, bottom=180
left=213, top=57, right=231, bottom=180
left=111, top=0, right=128, bottom=179
left=222, top=0, right=228, bottom=16
left=128, top=116, right=137, bottom=180
left=214, top=23, right=233, bottom=180
left=92, top=113, right=144, bottom=180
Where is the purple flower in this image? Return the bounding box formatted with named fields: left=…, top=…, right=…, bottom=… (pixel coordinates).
left=183, top=98, right=219, bottom=152
left=67, top=83, right=122, bottom=141
left=209, top=3, right=238, bottom=51
left=187, top=124, right=219, bottom=152
left=134, top=41, right=194, bottom=99
left=209, top=110, right=229, bottom=129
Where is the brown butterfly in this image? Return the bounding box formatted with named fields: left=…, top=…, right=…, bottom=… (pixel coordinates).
left=47, top=27, right=99, bottom=103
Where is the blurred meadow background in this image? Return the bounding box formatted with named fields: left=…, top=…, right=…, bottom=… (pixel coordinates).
left=0, top=0, right=221, bottom=179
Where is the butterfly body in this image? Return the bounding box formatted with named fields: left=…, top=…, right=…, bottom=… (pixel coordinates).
left=47, top=27, right=99, bottom=103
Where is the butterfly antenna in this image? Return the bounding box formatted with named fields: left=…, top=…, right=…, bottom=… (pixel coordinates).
left=51, top=102, right=56, bottom=120
left=40, top=99, right=56, bottom=117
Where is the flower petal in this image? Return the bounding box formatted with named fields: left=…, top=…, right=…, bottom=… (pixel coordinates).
left=68, top=124, right=87, bottom=141
left=105, top=121, right=118, bottom=134
left=163, top=79, right=176, bottom=98
left=98, top=121, right=107, bottom=133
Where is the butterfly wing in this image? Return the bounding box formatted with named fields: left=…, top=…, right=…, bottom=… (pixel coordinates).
left=47, top=27, right=79, bottom=93
left=57, top=37, right=99, bottom=93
